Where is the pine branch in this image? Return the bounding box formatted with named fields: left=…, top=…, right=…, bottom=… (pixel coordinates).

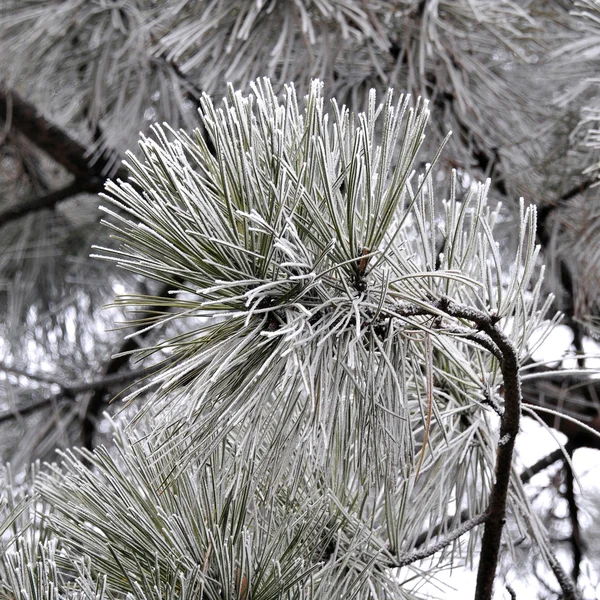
left=92, top=81, right=563, bottom=597
left=563, top=448, right=584, bottom=585
left=363, top=296, right=515, bottom=595
left=0, top=178, right=104, bottom=227
left=452, top=99, right=600, bottom=448
left=442, top=302, right=521, bottom=600
left=392, top=297, right=522, bottom=600
left=547, top=551, right=582, bottom=600
left=414, top=38, right=591, bottom=338
left=0, top=363, right=165, bottom=424
left=389, top=511, right=489, bottom=569
left=394, top=446, right=569, bottom=557
left=520, top=448, right=566, bottom=483
left=81, top=282, right=177, bottom=452
left=442, top=327, right=503, bottom=361
left=0, top=85, right=127, bottom=180
left=0, top=85, right=131, bottom=228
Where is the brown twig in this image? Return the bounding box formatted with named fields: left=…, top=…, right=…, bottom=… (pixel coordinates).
left=443, top=302, right=521, bottom=600
left=520, top=448, right=567, bottom=484
left=391, top=297, right=520, bottom=600
left=393, top=298, right=581, bottom=600
left=394, top=294, right=581, bottom=600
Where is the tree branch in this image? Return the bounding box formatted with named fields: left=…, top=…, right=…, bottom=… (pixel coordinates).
left=81, top=282, right=177, bottom=451
left=520, top=448, right=567, bottom=484
left=0, top=362, right=165, bottom=424
left=0, top=85, right=127, bottom=180
left=0, top=178, right=105, bottom=228
left=441, top=303, right=521, bottom=600
left=563, top=448, right=584, bottom=586
left=396, top=297, right=581, bottom=599
left=389, top=511, right=489, bottom=569
left=391, top=297, right=521, bottom=600
left=547, top=550, right=582, bottom=600
left=442, top=326, right=503, bottom=361
left=0, top=85, right=132, bottom=227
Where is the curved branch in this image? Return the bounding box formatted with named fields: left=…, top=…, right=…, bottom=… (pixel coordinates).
left=392, top=297, right=582, bottom=600
left=392, top=297, right=521, bottom=600
left=435, top=300, right=521, bottom=600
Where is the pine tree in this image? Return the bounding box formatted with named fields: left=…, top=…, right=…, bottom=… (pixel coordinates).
left=1, top=2, right=599, bottom=598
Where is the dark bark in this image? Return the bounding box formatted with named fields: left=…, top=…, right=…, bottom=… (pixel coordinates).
left=391, top=298, right=521, bottom=600
left=520, top=447, right=567, bottom=483
left=0, top=178, right=104, bottom=227
left=0, top=363, right=165, bottom=424
left=0, top=85, right=128, bottom=180
left=81, top=282, right=176, bottom=451
left=564, top=448, right=584, bottom=585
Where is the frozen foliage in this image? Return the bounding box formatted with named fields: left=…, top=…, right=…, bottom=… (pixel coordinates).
left=1, top=2, right=600, bottom=599
left=1, top=80, right=563, bottom=600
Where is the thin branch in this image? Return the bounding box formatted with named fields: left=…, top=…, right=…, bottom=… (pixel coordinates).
left=0, top=178, right=104, bottom=228
left=563, top=448, right=584, bottom=585
left=442, top=326, right=503, bottom=361
left=0, top=362, right=165, bottom=424
left=0, top=395, right=67, bottom=424
left=0, top=85, right=128, bottom=180
left=519, top=448, right=566, bottom=484
left=410, top=505, right=486, bottom=552
left=65, top=360, right=170, bottom=395
left=81, top=282, right=177, bottom=452
left=410, top=446, right=571, bottom=557
left=546, top=550, right=582, bottom=600
left=389, top=511, right=489, bottom=568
